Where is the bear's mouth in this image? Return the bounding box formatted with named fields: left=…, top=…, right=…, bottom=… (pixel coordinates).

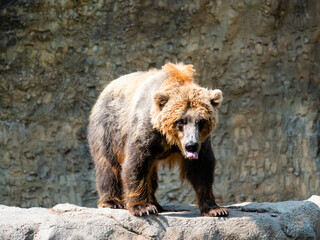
left=185, top=151, right=199, bottom=159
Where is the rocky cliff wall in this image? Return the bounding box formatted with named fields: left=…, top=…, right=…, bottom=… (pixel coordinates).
left=0, top=0, right=319, bottom=208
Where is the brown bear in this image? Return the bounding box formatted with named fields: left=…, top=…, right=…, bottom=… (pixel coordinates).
left=88, top=62, right=228, bottom=217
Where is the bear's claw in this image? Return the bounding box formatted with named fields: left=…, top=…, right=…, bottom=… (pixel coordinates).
left=128, top=204, right=159, bottom=216
left=202, top=207, right=229, bottom=217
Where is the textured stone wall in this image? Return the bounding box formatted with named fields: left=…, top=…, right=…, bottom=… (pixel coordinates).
left=0, top=0, right=319, bottom=208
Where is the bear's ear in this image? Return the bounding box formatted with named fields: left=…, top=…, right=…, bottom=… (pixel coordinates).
left=154, top=91, right=169, bottom=110
left=210, top=89, right=223, bottom=108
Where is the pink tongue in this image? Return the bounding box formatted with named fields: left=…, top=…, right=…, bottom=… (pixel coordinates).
left=186, top=152, right=198, bottom=159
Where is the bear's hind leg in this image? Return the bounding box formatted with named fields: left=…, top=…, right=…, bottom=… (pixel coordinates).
left=95, top=154, right=124, bottom=209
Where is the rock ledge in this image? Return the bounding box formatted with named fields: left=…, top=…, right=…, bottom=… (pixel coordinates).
left=0, top=196, right=319, bottom=240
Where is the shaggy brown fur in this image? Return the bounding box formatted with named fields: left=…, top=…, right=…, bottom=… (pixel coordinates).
left=88, top=62, right=228, bottom=217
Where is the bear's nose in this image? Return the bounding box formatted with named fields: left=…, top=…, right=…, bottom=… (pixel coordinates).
left=185, top=142, right=199, bottom=152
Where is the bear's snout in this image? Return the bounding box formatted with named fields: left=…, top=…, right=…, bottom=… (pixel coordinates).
left=185, top=142, right=200, bottom=159
left=185, top=142, right=199, bottom=152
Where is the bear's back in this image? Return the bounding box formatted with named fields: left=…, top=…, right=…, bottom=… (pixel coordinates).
left=103, top=62, right=196, bottom=102
left=104, top=70, right=159, bottom=101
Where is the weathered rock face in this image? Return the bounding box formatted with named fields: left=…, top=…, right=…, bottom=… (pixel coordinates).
left=0, top=196, right=319, bottom=240
left=0, top=0, right=319, bottom=208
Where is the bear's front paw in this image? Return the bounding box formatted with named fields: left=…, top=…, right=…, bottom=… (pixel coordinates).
left=202, top=207, right=229, bottom=217
left=98, top=200, right=124, bottom=209
left=127, top=204, right=159, bottom=216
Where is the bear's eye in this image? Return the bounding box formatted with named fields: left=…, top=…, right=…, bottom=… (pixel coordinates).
left=176, top=119, right=185, bottom=131
left=198, top=119, right=206, bottom=129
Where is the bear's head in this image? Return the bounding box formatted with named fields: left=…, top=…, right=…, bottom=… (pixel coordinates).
left=151, top=85, right=222, bottom=159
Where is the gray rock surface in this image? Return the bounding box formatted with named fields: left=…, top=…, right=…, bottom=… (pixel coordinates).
left=0, top=196, right=319, bottom=240
left=0, top=0, right=319, bottom=208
